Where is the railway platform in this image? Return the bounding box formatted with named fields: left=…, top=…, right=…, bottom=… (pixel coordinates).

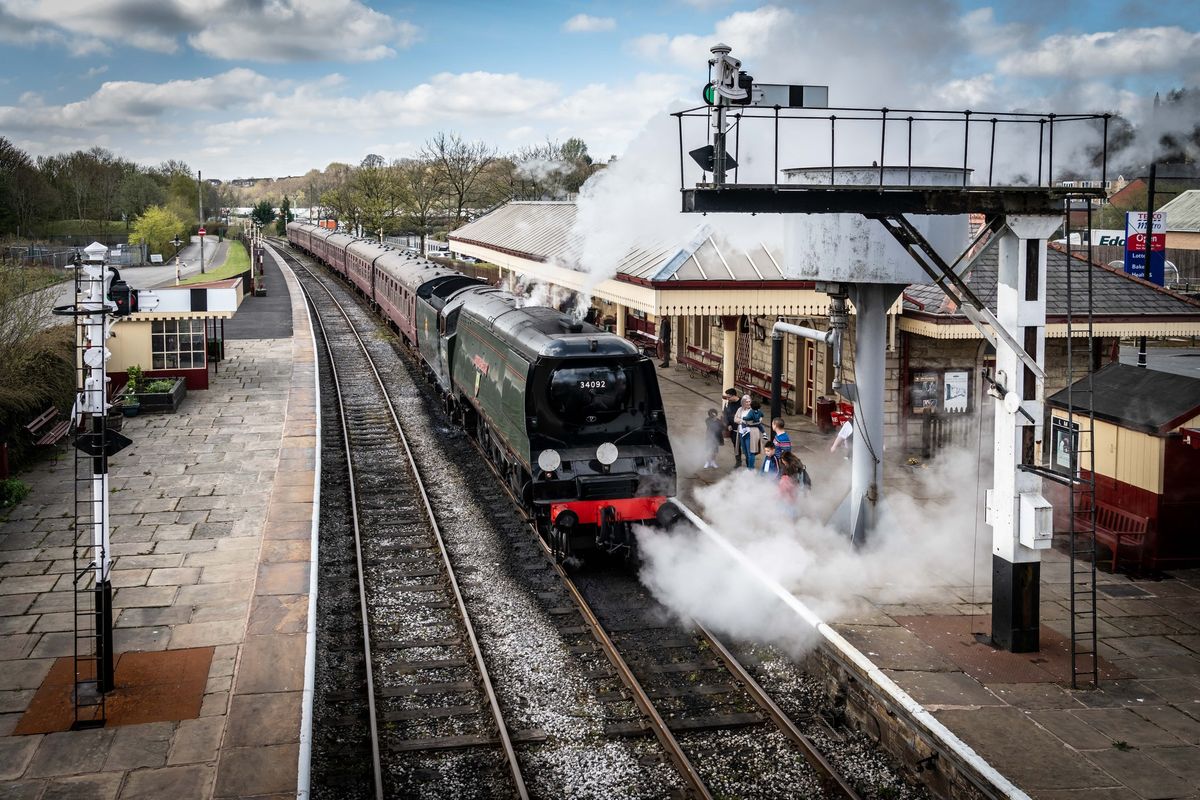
left=0, top=252, right=316, bottom=798
left=653, top=361, right=1200, bottom=799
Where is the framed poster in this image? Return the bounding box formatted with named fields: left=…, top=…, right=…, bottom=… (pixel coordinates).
left=943, top=370, right=969, bottom=413
left=1051, top=417, right=1079, bottom=476
left=911, top=371, right=940, bottom=414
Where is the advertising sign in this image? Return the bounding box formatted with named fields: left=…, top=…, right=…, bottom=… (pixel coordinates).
left=943, top=370, right=969, bottom=413
left=1123, top=212, right=1166, bottom=285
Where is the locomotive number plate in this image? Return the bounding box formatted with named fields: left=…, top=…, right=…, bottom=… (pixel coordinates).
left=579, top=380, right=607, bottom=390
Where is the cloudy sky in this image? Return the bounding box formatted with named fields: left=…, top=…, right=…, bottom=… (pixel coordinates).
left=1, top=0, right=1197, bottom=180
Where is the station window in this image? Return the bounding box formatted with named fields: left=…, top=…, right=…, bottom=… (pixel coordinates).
left=151, top=319, right=206, bottom=370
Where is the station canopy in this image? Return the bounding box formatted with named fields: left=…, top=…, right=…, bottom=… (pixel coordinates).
left=448, top=201, right=836, bottom=317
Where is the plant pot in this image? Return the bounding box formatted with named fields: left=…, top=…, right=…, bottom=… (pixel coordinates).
left=122, top=403, right=140, bottom=417
left=107, top=411, right=125, bottom=431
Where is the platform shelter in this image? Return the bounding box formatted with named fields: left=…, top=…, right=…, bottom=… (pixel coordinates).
left=1046, top=363, right=1200, bottom=570
left=105, top=278, right=242, bottom=390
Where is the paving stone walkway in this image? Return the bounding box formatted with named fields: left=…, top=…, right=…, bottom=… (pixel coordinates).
left=0, top=257, right=316, bottom=799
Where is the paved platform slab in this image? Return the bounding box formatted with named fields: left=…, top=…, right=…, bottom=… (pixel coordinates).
left=0, top=256, right=317, bottom=798
left=223, top=244, right=293, bottom=340
left=654, top=361, right=1200, bottom=800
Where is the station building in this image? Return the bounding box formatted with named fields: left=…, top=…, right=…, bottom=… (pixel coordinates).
left=450, top=200, right=1200, bottom=452
left=104, top=277, right=242, bottom=390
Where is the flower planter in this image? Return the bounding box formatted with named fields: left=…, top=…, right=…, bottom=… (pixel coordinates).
left=133, top=377, right=187, bottom=413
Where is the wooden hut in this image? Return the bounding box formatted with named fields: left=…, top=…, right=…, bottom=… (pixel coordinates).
left=1047, top=363, right=1200, bottom=570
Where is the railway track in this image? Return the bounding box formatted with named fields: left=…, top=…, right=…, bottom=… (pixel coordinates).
left=286, top=250, right=530, bottom=800
left=278, top=239, right=897, bottom=799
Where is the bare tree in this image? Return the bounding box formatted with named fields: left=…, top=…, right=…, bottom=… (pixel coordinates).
left=319, top=162, right=361, bottom=232
left=421, top=132, right=496, bottom=226
left=353, top=161, right=405, bottom=240
left=395, top=157, right=446, bottom=254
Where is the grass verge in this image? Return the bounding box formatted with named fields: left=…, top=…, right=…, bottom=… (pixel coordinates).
left=180, top=241, right=249, bottom=285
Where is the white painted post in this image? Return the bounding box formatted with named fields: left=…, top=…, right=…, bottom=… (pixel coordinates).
left=987, top=215, right=1059, bottom=652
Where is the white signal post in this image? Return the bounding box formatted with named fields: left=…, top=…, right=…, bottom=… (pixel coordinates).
left=61, top=243, right=160, bottom=695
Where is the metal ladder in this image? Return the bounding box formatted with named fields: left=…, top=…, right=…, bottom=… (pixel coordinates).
left=1063, top=196, right=1099, bottom=690
left=70, top=266, right=108, bottom=727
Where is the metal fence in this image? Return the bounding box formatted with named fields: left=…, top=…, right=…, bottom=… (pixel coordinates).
left=3, top=243, right=147, bottom=268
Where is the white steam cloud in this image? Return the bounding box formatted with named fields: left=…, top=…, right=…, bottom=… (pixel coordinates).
left=637, top=447, right=991, bottom=656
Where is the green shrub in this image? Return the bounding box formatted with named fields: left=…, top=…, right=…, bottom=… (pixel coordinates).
left=126, top=364, right=145, bottom=393
left=143, top=379, right=175, bottom=393
left=0, top=478, right=31, bottom=508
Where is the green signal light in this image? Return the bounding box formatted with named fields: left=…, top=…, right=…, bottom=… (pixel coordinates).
left=703, top=84, right=716, bottom=105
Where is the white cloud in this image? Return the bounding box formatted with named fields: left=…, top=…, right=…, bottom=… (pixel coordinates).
left=0, top=69, right=272, bottom=134
left=0, top=0, right=419, bottom=62
left=563, top=13, right=616, bottom=33
left=998, top=26, right=1200, bottom=78
left=84, top=65, right=109, bottom=78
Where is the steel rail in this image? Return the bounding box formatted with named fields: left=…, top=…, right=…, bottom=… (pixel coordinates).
left=285, top=248, right=529, bottom=800
left=294, top=279, right=384, bottom=800
left=695, top=624, right=863, bottom=800
left=470, top=451, right=715, bottom=800
left=388, top=295, right=856, bottom=800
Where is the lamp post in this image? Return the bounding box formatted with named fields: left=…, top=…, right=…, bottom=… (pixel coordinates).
left=171, top=236, right=183, bottom=285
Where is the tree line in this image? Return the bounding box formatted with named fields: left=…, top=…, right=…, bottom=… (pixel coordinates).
left=297, top=134, right=598, bottom=252
left=0, top=138, right=235, bottom=242
left=0, top=132, right=600, bottom=256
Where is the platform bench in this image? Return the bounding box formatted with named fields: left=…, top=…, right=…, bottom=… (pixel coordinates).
left=1074, top=501, right=1150, bottom=572
left=26, top=406, right=70, bottom=448
left=680, top=345, right=721, bottom=376
left=739, top=367, right=794, bottom=406
left=626, top=330, right=659, bottom=358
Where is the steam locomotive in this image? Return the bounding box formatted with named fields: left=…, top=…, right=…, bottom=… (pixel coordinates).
left=286, top=222, right=676, bottom=558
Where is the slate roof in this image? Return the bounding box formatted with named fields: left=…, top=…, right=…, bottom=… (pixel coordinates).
left=449, top=201, right=786, bottom=283
left=903, top=243, right=1200, bottom=321
left=1159, top=190, right=1200, bottom=233
left=1047, top=362, right=1200, bottom=434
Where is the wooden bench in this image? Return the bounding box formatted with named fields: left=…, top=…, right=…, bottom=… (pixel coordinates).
left=739, top=367, right=794, bottom=406
left=26, top=407, right=70, bottom=448
left=679, top=345, right=721, bottom=376
left=1073, top=500, right=1150, bottom=572
left=626, top=330, right=658, bottom=358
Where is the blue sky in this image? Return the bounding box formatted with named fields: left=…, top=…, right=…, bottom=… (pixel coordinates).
left=1, top=0, right=1196, bottom=180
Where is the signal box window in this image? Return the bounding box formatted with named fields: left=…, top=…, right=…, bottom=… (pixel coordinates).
left=151, top=319, right=206, bottom=369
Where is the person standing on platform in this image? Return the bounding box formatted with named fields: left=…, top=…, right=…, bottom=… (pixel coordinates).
left=723, top=388, right=742, bottom=467
left=738, top=397, right=764, bottom=470
left=777, top=452, right=812, bottom=514
left=659, top=316, right=672, bottom=368
left=703, top=408, right=724, bottom=469
left=830, top=418, right=853, bottom=458
left=770, top=418, right=791, bottom=454
left=760, top=440, right=780, bottom=478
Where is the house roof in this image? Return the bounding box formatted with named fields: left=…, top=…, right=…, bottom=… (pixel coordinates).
left=903, top=243, right=1200, bottom=322
left=1159, top=190, right=1200, bottom=233
left=1047, top=362, right=1200, bottom=434
left=449, top=200, right=787, bottom=284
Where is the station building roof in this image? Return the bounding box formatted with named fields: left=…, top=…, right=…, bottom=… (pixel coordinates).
left=448, top=201, right=831, bottom=317
left=122, top=277, right=242, bottom=321
left=1159, top=190, right=1200, bottom=232
left=900, top=244, right=1200, bottom=339
left=1048, top=363, right=1200, bottom=434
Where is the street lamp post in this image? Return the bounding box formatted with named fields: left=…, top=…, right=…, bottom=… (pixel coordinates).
left=171, top=236, right=183, bottom=285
